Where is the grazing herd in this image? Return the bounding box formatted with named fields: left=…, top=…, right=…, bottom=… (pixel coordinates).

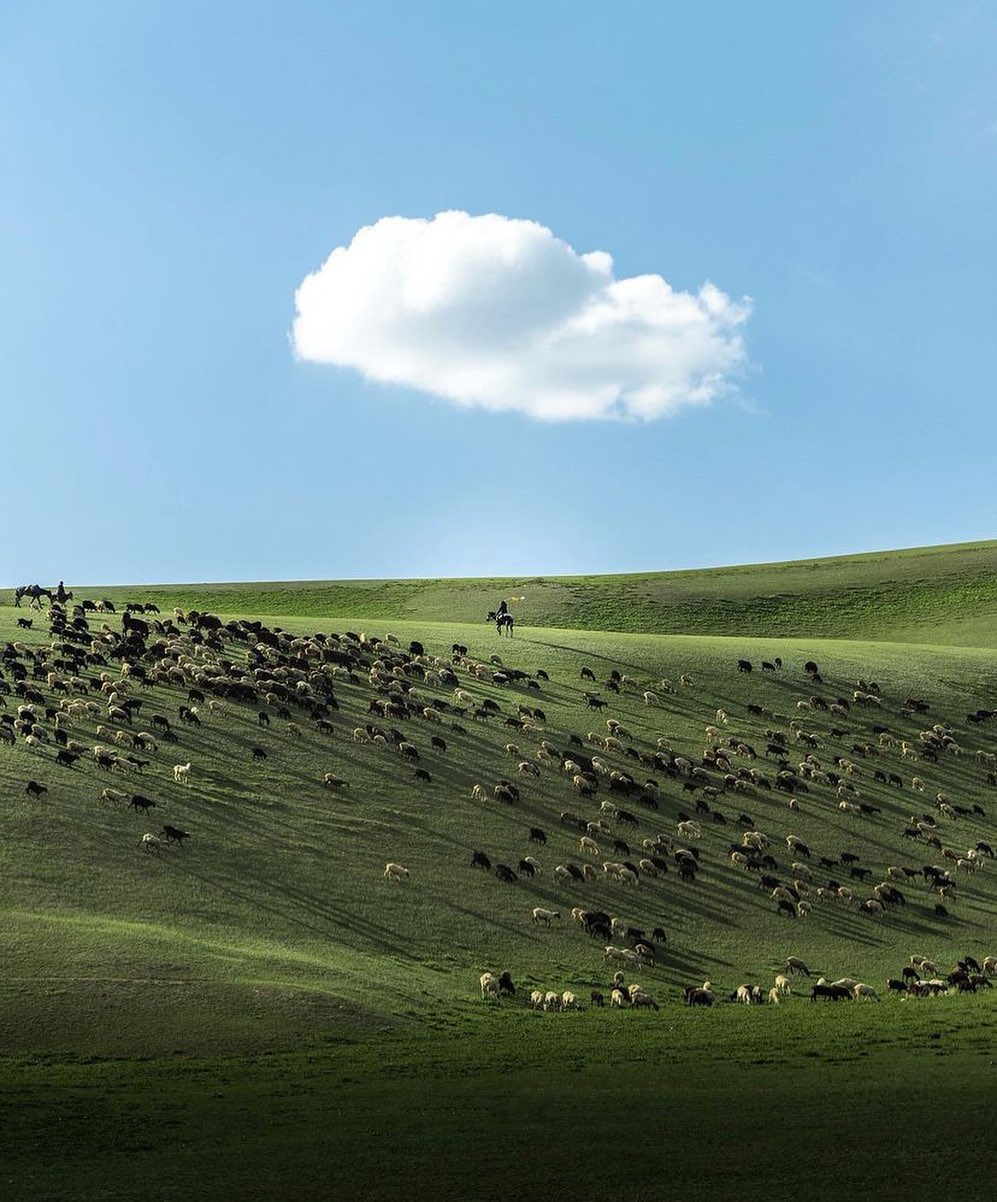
left=3, top=590, right=995, bottom=1017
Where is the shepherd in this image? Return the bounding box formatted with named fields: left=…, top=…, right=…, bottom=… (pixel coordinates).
left=487, top=608, right=514, bottom=637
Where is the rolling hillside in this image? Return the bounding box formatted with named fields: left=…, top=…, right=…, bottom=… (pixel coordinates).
left=9, top=537, right=997, bottom=645
left=2, top=546, right=995, bottom=1200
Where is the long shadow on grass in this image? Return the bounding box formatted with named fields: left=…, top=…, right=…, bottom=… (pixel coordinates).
left=172, top=860, right=424, bottom=971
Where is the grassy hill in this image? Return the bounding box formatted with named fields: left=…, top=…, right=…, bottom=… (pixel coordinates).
left=10, top=537, right=997, bottom=645
left=1, top=545, right=995, bottom=1199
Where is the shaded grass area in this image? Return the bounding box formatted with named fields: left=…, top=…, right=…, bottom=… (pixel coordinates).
left=9, top=537, right=997, bottom=645
left=2, top=1003, right=995, bottom=1201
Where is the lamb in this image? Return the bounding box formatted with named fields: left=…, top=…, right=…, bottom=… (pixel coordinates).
left=173, top=762, right=191, bottom=785
left=384, top=862, right=410, bottom=883
left=531, top=908, right=560, bottom=925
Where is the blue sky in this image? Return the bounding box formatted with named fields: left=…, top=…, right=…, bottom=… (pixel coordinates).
left=2, top=1, right=995, bottom=586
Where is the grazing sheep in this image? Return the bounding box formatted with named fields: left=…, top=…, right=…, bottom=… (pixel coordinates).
left=173, top=762, right=191, bottom=785
left=480, top=972, right=500, bottom=1000
left=138, top=832, right=163, bottom=854
left=785, top=957, right=810, bottom=976
left=384, top=862, right=410, bottom=883
left=852, top=983, right=879, bottom=1001
left=531, top=907, right=560, bottom=925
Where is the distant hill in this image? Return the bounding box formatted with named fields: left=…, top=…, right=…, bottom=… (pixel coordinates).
left=21, top=538, right=997, bottom=646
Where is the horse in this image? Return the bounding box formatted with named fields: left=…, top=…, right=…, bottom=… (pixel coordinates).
left=487, top=611, right=514, bottom=637
left=14, top=585, right=54, bottom=610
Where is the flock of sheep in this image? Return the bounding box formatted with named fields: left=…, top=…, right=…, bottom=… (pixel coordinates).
left=2, top=592, right=995, bottom=1017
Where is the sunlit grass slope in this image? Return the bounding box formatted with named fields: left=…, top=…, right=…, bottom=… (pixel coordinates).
left=1, top=605, right=995, bottom=1057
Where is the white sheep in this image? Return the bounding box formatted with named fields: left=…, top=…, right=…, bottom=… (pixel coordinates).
left=604, top=945, right=640, bottom=964
left=480, top=972, right=500, bottom=999
left=173, top=762, right=191, bottom=785
left=531, top=907, right=560, bottom=925
left=384, top=862, right=410, bottom=883
left=529, top=989, right=544, bottom=1010
left=642, top=691, right=659, bottom=707
left=852, top=983, right=879, bottom=1001
left=579, top=836, right=600, bottom=858
left=138, top=832, right=162, bottom=854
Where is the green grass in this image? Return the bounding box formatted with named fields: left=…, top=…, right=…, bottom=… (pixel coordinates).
left=3, top=1004, right=995, bottom=1200
left=10, top=536, right=997, bottom=644
left=1, top=545, right=996, bottom=1198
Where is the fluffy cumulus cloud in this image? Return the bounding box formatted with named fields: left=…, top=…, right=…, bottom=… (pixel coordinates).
left=292, top=211, right=751, bottom=422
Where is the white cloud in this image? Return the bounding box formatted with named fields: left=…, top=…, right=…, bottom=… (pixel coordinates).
left=291, top=210, right=751, bottom=422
